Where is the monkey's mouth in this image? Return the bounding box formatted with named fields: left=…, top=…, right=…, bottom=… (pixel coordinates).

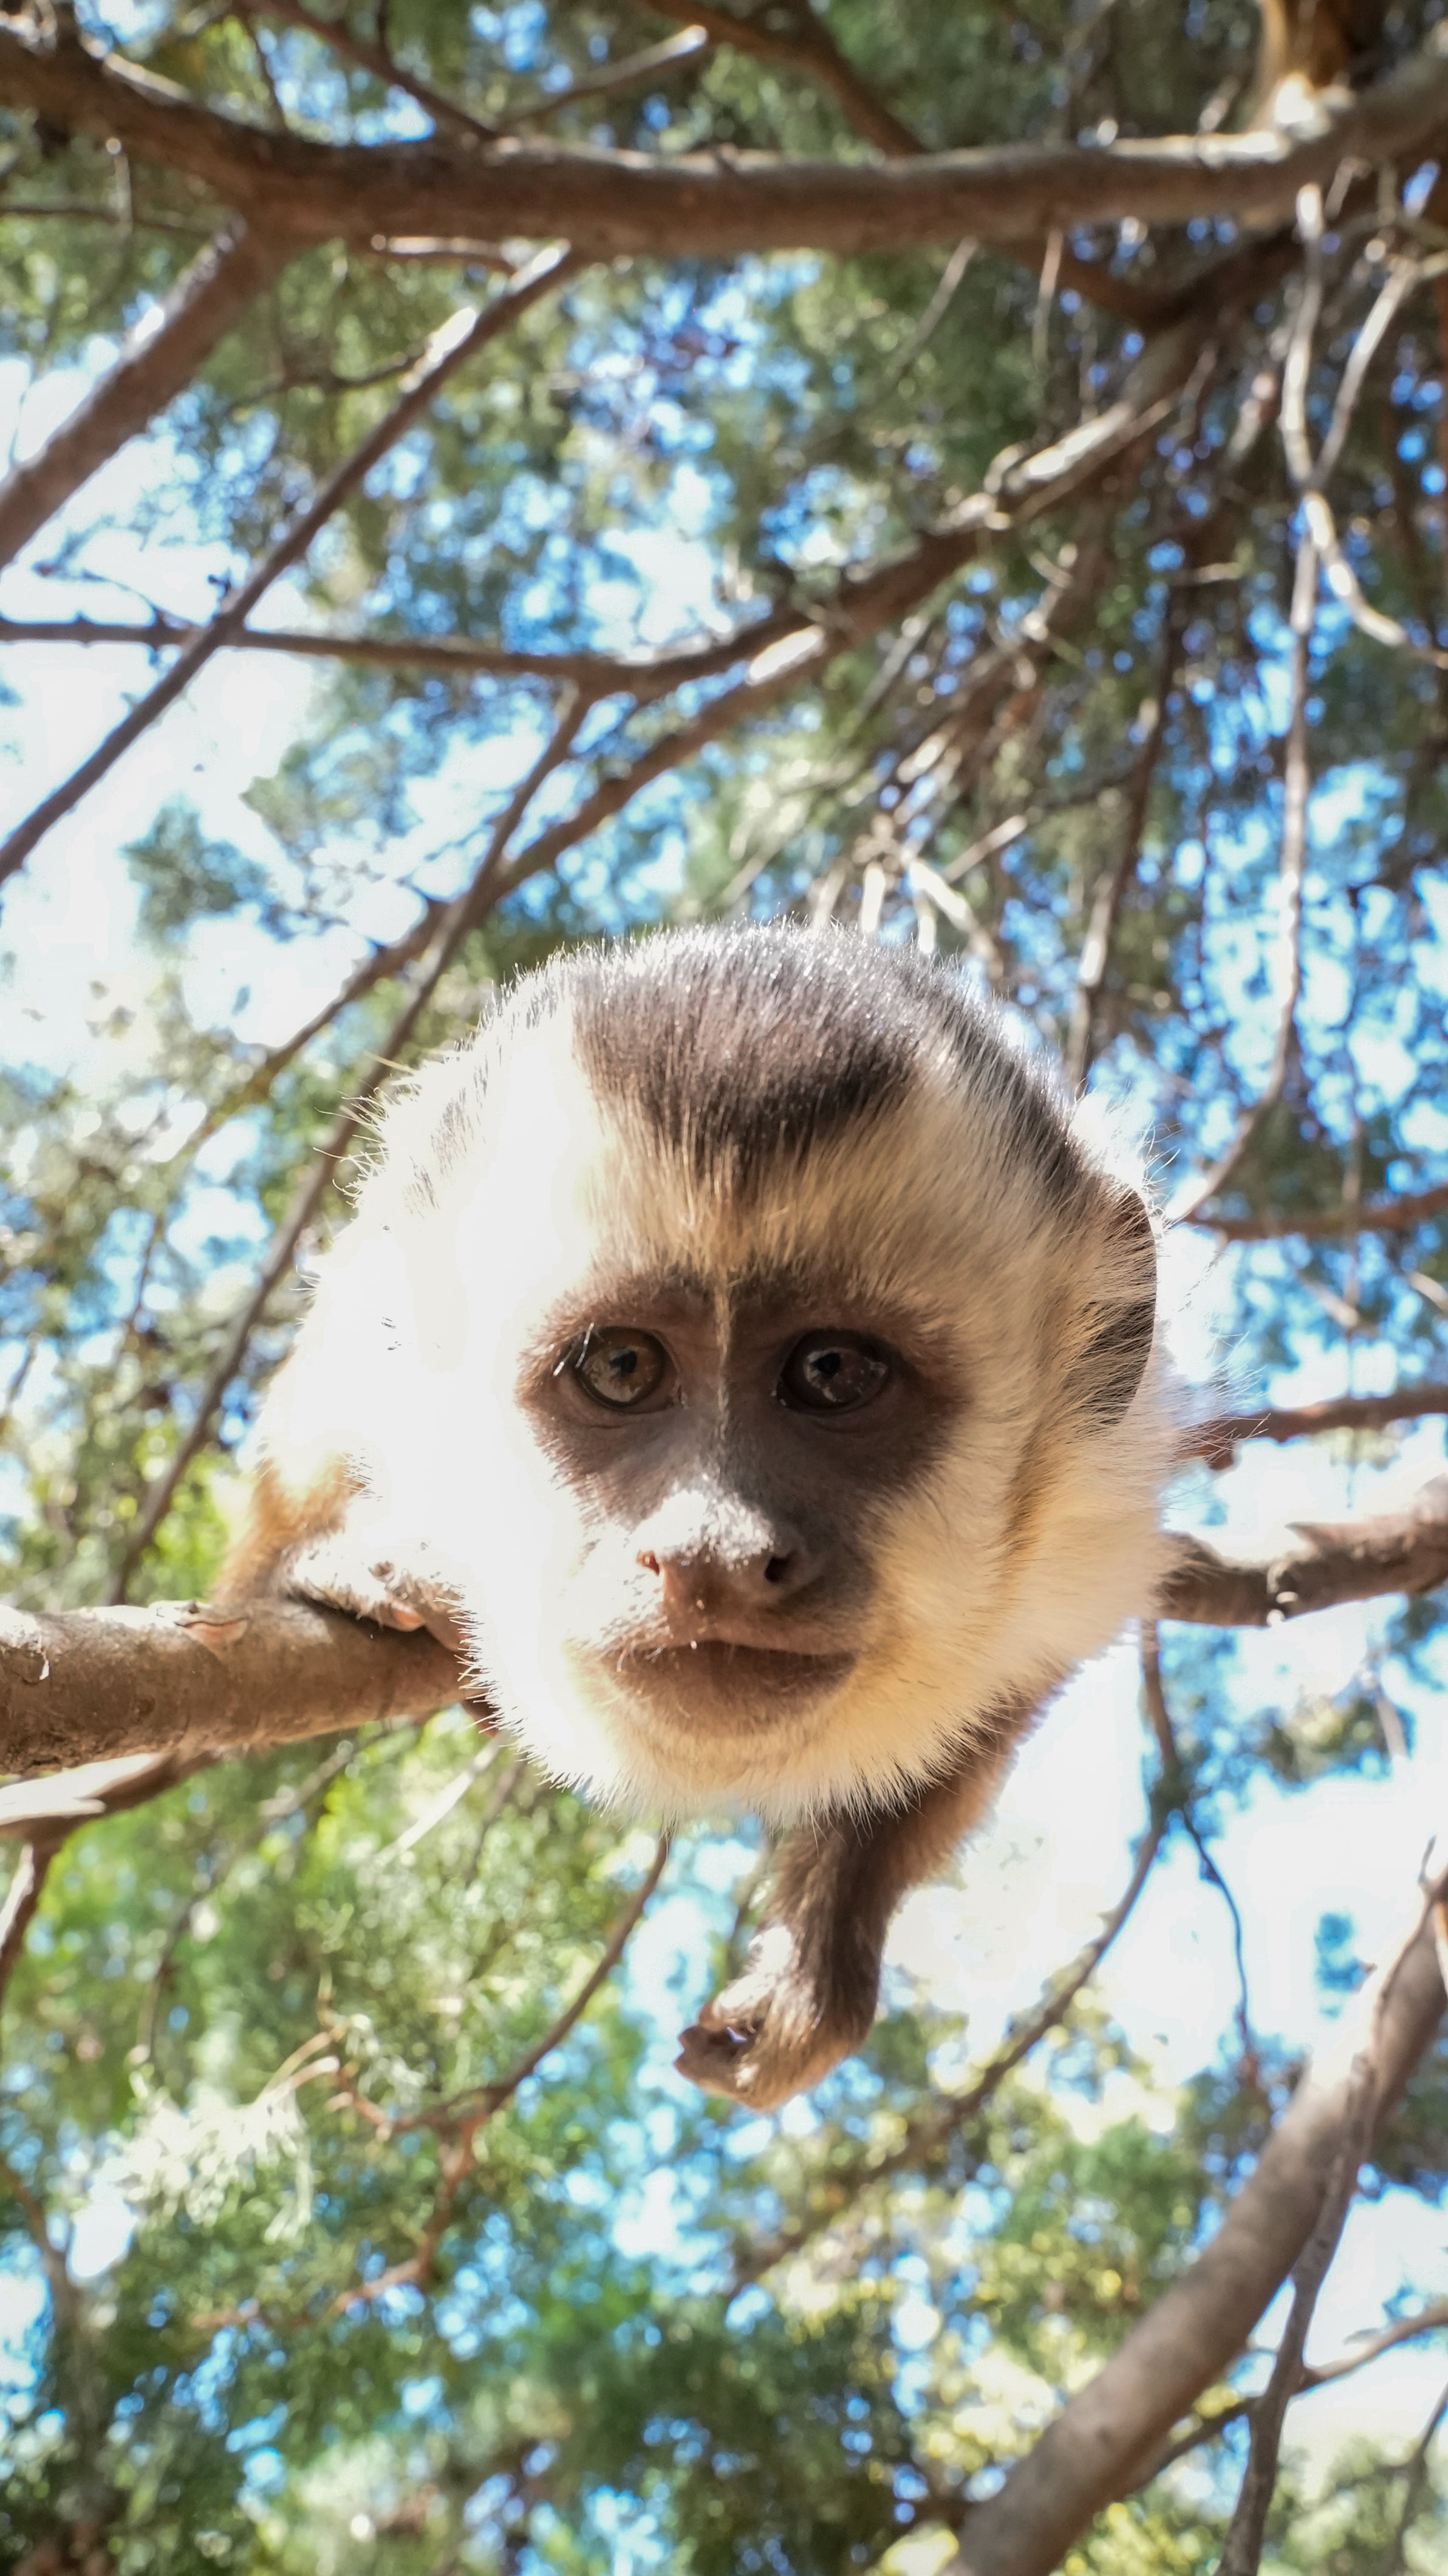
left=611, top=1639, right=856, bottom=1724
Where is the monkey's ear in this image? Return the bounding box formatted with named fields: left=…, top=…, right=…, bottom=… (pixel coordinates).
left=1071, top=1188, right=1157, bottom=1427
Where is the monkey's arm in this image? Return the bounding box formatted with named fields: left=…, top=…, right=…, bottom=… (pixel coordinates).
left=219, top=1255, right=469, bottom=1656
left=675, top=1720, right=1025, bottom=2111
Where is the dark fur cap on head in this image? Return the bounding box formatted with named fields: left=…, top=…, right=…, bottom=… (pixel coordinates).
left=412, top=923, right=1098, bottom=1209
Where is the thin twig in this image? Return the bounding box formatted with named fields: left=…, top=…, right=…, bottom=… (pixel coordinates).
left=731, top=1810, right=1168, bottom=2290
left=1063, top=606, right=1178, bottom=1085
left=1218, top=1863, right=1448, bottom=2574
left=1183, top=1817, right=1260, bottom=2081
left=1376, top=2371, right=1448, bottom=2575
left=109, top=686, right=588, bottom=1591
left=0, top=244, right=579, bottom=892
left=1183, top=1380, right=1448, bottom=1468
left=256, top=0, right=499, bottom=142
left=329, top=1835, right=668, bottom=2307
left=0, top=1841, right=58, bottom=2013
left=0, top=604, right=793, bottom=697
left=1198, top=1176, right=1448, bottom=1241
left=1127, top=2298, right=1448, bottom=2490
left=646, top=0, right=921, bottom=157
left=1168, top=522, right=1316, bottom=1227
left=506, top=26, right=709, bottom=125
left=375, top=1736, right=500, bottom=1863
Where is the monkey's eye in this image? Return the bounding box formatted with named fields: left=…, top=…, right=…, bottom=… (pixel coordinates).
left=572, top=1327, right=669, bottom=1410
left=779, top=1333, right=891, bottom=1414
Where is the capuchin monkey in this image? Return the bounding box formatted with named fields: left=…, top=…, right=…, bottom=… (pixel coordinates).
left=1248, top=0, right=1385, bottom=132
left=224, top=927, right=1172, bottom=2109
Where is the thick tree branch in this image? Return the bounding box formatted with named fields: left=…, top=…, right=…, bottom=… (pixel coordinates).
left=946, top=1862, right=1448, bottom=2576
left=0, top=219, right=292, bottom=569
left=4, top=18, right=1448, bottom=256
left=1159, top=1473, right=1448, bottom=1626
left=6, top=1476, right=1447, bottom=1817
left=6, top=1460, right=1441, bottom=1784
left=0, top=1597, right=463, bottom=1778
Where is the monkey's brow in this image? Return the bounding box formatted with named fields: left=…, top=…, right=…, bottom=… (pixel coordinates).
left=527, top=1266, right=719, bottom=1347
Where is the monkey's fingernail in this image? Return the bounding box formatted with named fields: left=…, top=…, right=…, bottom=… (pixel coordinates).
left=178, top=1613, right=248, bottom=1652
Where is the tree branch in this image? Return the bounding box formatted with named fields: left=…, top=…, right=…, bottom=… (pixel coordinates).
left=1197, top=1176, right=1448, bottom=1241
left=0, top=219, right=292, bottom=570
left=0, top=1597, right=463, bottom=1778
left=327, top=1835, right=668, bottom=2311
left=1128, top=2273, right=1448, bottom=2489
left=108, top=688, right=589, bottom=1592
left=508, top=25, right=711, bottom=126
left=4, top=16, right=1448, bottom=256
left=1184, top=1382, right=1448, bottom=1470
left=7, top=1474, right=1448, bottom=1818
left=646, top=1, right=921, bottom=157
left=1159, top=1473, right=1448, bottom=1627
left=1063, top=601, right=1178, bottom=1084
left=0, top=241, right=580, bottom=892
left=730, top=1806, right=1168, bottom=2289
left=1169, top=512, right=1317, bottom=1227
left=255, top=0, right=499, bottom=144
left=946, top=1858, right=1448, bottom=2576
left=0, top=1838, right=56, bottom=2006
left=0, top=605, right=793, bottom=699
left=494, top=315, right=1212, bottom=903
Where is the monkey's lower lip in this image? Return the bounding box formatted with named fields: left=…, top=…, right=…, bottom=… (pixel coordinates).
left=615, top=1640, right=855, bottom=1712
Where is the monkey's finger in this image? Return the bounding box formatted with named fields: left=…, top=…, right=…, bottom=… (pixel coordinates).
left=674, top=2019, right=754, bottom=2093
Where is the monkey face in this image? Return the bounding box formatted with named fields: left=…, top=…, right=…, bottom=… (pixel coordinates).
left=507, top=1269, right=963, bottom=1760
left=347, top=928, right=1170, bottom=1821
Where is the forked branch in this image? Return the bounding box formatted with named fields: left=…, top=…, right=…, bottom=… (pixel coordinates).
left=945, top=1856, right=1448, bottom=2576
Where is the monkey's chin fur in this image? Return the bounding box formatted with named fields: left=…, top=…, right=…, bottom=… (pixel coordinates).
left=462, top=1605, right=894, bottom=1824
left=611, top=1640, right=860, bottom=1721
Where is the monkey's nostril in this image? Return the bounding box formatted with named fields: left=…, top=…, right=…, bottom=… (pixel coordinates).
left=763, top=1555, right=790, bottom=1586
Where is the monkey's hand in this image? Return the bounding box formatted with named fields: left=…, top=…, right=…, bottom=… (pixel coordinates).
left=674, top=1748, right=1016, bottom=2111
left=286, top=1514, right=470, bottom=1659
left=675, top=1919, right=879, bottom=2111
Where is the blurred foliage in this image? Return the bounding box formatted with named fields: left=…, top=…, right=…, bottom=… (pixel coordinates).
left=3, top=0, right=1448, bottom=2569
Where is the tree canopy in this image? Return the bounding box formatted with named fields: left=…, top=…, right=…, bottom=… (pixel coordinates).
left=3, top=2, right=1448, bottom=2570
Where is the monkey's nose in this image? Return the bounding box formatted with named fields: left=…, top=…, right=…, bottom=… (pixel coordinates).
left=638, top=1536, right=815, bottom=1617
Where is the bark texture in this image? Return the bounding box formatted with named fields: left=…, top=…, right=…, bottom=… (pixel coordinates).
left=0, top=1597, right=465, bottom=1778
left=4, top=18, right=1448, bottom=257
left=947, top=1893, right=1447, bottom=2574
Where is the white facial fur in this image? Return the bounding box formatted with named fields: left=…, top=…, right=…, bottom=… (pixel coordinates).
left=273, top=983, right=1173, bottom=1824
